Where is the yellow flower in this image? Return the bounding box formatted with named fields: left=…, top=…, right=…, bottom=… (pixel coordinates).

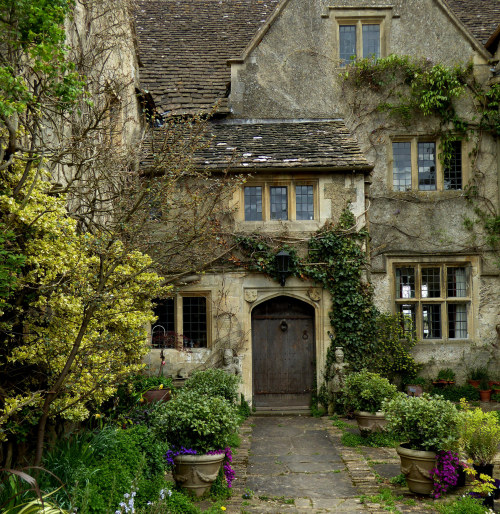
left=159, top=384, right=164, bottom=389
left=95, top=413, right=101, bottom=418
left=139, top=397, right=145, bottom=403
left=221, top=508, right=226, bottom=511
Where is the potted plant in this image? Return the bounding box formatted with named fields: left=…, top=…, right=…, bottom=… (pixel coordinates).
left=342, top=370, right=398, bottom=434
left=458, top=399, right=500, bottom=478
left=433, top=368, right=455, bottom=387
left=151, top=387, right=239, bottom=497
left=383, top=393, right=460, bottom=495
left=467, top=367, right=488, bottom=388
left=478, top=378, right=492, bottom=402
left=132, top=375, right=173, bottom=404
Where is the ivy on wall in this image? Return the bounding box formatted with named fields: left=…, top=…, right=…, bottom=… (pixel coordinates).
left=234, top=209, right=419, bottom=388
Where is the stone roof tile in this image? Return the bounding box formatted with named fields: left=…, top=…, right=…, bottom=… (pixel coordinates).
left=134, top=0, right=279, bottom=114
left=446, top=0, right=500, bottom=46
left=143, top=120, right=372, bottom=171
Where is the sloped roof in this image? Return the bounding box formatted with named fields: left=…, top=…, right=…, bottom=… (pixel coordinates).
left=134, top=0, right=280, bottom=115
left=134, top=0, right=500, bottom=116
left=445, top=0, right=500, bottom=46
left=143, top=120, right=372, bottom=171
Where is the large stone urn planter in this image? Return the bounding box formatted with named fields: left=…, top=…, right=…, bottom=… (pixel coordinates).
left=397, top=444, right=436, bottom=495
left=143, top=389, right=171, bottom=403
left=173, top=453, right=225, bottom=497
left=354, top=411, right=388, bottom=434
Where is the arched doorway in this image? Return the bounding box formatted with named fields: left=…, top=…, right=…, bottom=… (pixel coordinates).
left=252, top=296, right=315, bottom=408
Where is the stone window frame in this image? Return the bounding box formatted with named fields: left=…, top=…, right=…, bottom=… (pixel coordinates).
left=151, top=292, right=212, bottom=349
left=240, top=178, right=319, bottom=222
left=388, top=256, right=478, bottom=342
left=388, top=136, right=468, bottom=192
left=325, top=7, right=392, bottom=66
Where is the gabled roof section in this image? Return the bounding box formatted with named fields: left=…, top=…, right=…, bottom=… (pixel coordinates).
left=134, top=0, right=280, bottom=115
left=445, top=0, right=500, bottom=47
left=142, top=120, right=372, bottom=171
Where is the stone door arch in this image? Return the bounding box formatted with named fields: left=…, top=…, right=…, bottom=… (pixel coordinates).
left=251, top=296, right=315, bottom=408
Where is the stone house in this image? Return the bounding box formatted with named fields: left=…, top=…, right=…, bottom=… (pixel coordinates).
left=131, top=0, right=500, bottom=408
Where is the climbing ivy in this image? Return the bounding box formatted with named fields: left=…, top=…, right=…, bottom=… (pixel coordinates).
left=234, top=209, right=419, bottom=385
left=343, top=55, right=500, bottom=263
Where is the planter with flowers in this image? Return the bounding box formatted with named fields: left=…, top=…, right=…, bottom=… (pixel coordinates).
left=132, top=375, right=173, bottom=404
left=151, top=370, right=240, bottom=497
left=342, top=370, right=398, bottom=434
left=383, top=393, right=460, bottom=495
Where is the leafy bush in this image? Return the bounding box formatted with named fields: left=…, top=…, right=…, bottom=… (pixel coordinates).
left=458, top=400, right=500, bottom=465
left=430, top=384, right=479, bottom=402
left=467, top=367, right=489, bottom=381
left=151, top=390, right=238, bottom=453
left=383, top=393, right=460, bottom=451
left=342, top=370, right=398, bottom=414
left=183, top=368, right=240, bottom=403
left=40, top=425, right=169, bottom=513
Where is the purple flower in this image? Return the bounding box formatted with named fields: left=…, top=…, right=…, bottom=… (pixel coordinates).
left=431, top=451, right=461, bottom=498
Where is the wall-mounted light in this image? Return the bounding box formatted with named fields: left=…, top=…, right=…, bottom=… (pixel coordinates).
left=276, top=250, right=291, bottom=287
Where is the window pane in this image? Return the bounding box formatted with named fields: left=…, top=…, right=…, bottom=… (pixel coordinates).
left=421, top=268, right=440, bottom=298
left=296, top=185, right=314, bottom=220
left=362, top=24, right=380, bottom=58
left=393, top=142, right=412, bottom=191
left=448, top=304, right=467, bottom=339
left=183, top=297, right=207, bottom=348
left=444, top=141, right=462, bottom=190
left=396, top=267, right=415, bottom=299
left=418, top=142, right=436, bottom=190
left=422, top=304, right=441, bottom=338
left=399, top=304, right=416, bottom=337
left=447, top=267, right=467, bottom=297
left=270, top=186, right=288, bottom=220
left=244, top=186, right=262, bottom=221
left=152, top=298, right=175, bottom=348
left=339, top=25, right=356, bottom=65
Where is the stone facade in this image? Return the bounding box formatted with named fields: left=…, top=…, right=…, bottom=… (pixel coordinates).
left=132, top=0, right=500, bottom=398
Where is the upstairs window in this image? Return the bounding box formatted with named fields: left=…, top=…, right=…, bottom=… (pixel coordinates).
left=391, top=139, right=463, bottom=192
left=243, top=181, right=316, bottom=222
left=339, top=21, right=380, bottom=65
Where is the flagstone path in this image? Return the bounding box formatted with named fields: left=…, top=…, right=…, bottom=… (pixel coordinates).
left=223, top=415, right=500, bottom=514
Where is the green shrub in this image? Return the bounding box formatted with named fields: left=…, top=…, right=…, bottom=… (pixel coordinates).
left=437, top=368, right=455, bottom=381
left=342, top=370, right=398, bottom=414
left=41, top=426, right=169, bottom=513
left=183, top=368, right=240, bottom=403
left=430, top=385, right=479, bottom=402
left=458, top=400, right=500, bottom=465
left=383, top=393, right=460, bottom=451
left=151, top=390, right=238, bottom=453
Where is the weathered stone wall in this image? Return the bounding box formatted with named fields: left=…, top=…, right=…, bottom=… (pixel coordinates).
left=227, top=0, right=500, bottom=378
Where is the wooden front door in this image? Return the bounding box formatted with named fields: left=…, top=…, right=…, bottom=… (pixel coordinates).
left=252, top=296, right=315, bottom=408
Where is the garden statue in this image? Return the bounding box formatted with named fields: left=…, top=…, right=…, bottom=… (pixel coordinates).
left=221, top=349, right=242, bottom=376
left=327, top=346, right=349, bottom=415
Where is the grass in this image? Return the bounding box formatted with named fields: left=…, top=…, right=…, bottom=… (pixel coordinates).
left=360, top=488, right=403, bottom=513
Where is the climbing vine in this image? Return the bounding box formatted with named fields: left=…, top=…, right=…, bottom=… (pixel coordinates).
left=234, top=209, right=419, bottom=387
left=343, top=55, right=500, bottom=263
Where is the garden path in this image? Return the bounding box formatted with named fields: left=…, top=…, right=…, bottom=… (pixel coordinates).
left=224, top=415, right=500, bottom=514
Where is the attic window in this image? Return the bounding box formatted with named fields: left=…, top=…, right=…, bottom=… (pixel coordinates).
left=339, top=22, right=380, bottom=65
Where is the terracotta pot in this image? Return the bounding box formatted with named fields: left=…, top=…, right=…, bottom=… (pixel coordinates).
left=468, top=379, right=480, bottom=388
left=479, top=389, right=492, bottom=402
left=397, top=444, right=436, bottom=495
left=173, top=453, right=225, bottom=497
left=143, top=389, right=171, bottom=403
left=354, top=411, right=388, bottom=434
